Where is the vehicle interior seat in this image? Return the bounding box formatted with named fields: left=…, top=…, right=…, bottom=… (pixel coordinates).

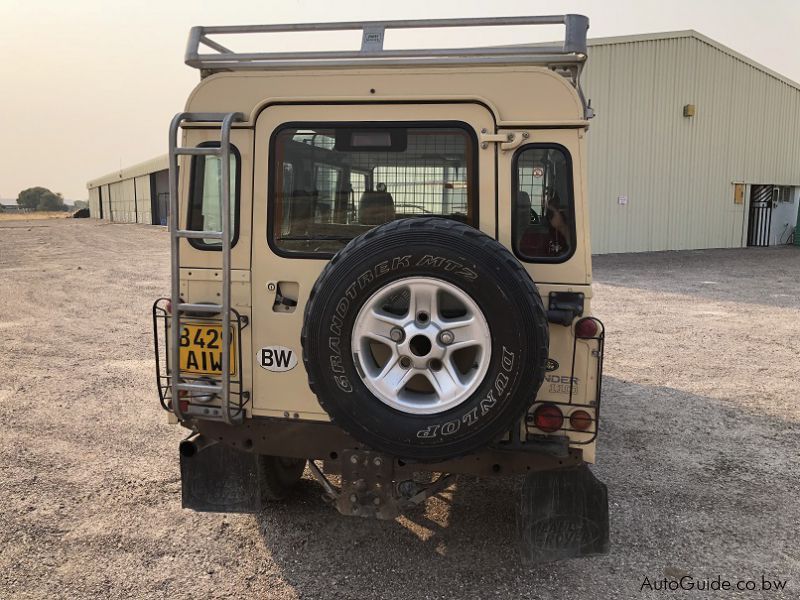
left=359, top=190, right=396, bottom=225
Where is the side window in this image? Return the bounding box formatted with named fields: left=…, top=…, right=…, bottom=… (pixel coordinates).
left=187, top=143, right=240, bottom=249
left=513, top=146, right=575, bottom=262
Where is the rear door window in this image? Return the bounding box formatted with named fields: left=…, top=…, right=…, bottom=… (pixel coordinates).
left=512, top=145, right=575, bottom=262
left=270, top=123, right=476, bottom=256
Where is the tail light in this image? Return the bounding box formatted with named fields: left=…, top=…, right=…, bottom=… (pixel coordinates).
left=575, top=317, right=600, bottom=338
left=569, top=409, right=593, bottom=431
left=175, top=389, right=189, bottom=414
left=533, top=404, right=563, bottom=433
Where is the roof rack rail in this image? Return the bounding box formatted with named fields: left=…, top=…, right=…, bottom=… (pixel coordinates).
left=185, top=15, right=590, bottom=70
left=185, top=15, right=592, bottom=118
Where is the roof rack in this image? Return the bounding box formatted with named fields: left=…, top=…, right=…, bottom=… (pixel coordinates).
left=186, top=16, right=586, bottom=68
left=185, top=15, right=592, bottom=118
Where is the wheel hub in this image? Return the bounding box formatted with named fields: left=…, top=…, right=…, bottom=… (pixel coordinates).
left=351, top=276, right=492, bottom=415
left=408, top=333, right=432, bottom=358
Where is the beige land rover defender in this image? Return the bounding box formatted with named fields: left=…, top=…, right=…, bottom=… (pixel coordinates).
left=153, top=15, right=608, bottom=561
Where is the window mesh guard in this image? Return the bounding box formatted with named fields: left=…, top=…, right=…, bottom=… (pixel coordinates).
left=274, top=127, right=474, bottom=253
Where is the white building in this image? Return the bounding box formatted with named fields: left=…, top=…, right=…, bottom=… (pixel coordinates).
left=87, top=156, right=169, bottom=225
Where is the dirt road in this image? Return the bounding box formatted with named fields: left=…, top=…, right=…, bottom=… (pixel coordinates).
left=1, top=219, right=798, bottom=599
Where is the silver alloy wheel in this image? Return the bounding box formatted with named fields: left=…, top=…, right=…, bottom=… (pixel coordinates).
left=351, top=276, right=492, bottom=415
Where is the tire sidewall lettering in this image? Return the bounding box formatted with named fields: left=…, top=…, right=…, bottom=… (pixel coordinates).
left=415, top=255, right=479, bottom=280
left=326, top=254, right=419, bottom=396
left=325, top=254, right=481, bottom=394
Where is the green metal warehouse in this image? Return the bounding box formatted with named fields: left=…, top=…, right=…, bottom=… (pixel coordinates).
left=583, top=31, right=800, bottom=252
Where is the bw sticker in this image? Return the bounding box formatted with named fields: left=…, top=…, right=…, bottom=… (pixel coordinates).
left=259, top=346, right=298, bottom=372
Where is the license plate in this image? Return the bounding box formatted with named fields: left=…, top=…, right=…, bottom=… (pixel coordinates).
left=178, top=322, right=237, bottom=376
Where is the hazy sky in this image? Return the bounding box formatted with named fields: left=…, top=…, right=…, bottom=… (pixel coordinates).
left=1, top=0, right=799, bottom=201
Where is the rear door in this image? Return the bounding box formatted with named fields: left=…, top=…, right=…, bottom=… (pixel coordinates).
left=251, top=103, right=496, bottom=419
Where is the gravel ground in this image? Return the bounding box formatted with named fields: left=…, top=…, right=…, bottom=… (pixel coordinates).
left=1, top=219, right=798, bottom=599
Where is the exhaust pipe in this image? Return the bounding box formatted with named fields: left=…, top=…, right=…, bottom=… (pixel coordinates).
left=179, top=434, right=217, bottom=458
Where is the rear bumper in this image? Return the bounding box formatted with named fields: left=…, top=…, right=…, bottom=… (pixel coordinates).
left=192, top=416, right=584, bottom=477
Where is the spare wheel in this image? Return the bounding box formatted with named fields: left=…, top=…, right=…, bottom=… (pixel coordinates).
left=301, top=218, right=549, bottom=461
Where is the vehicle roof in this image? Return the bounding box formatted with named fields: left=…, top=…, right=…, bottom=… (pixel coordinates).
left=184, top=66, right=587, bottom=127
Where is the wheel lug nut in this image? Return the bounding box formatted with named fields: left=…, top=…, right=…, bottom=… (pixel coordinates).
left=390, top=327, right=405, bottom=342
left=399, top=356, right=412, bottom=369
left=439, top=330, right=454, bottom=345
left=428, top=359, right=443, bottom=372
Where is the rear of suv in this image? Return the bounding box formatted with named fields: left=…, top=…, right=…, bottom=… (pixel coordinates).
left=153, top=15, right=608, bottom=561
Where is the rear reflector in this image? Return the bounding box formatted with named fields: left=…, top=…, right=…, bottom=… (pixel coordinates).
left=569, top=410, right=593, bottom=431
left=533, top=404, right=563, bottom=433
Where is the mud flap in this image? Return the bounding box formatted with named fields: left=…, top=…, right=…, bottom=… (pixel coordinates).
left=516, top=465, right=609, bottom=562
left=180, top=443, right=264, bottom=513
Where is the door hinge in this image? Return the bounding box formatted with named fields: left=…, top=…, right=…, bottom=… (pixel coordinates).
left=479, top=129, right=528, bottom=151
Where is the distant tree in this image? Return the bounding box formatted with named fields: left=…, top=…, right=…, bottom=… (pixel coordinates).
left=39, top=192, right=66, bottom=211
left=17, top=187, right=48, bottom=210
left=17, top=187, right=65, bottom=211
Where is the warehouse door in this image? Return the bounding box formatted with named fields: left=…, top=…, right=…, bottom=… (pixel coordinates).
left=747, top=185, right=773, bottom=247
left=769, top=187, right=798, bottom=245
left=150, top=169, right=170, bottom=225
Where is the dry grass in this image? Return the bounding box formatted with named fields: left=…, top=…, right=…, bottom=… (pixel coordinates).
left=0, top=211, right=71, bottom=221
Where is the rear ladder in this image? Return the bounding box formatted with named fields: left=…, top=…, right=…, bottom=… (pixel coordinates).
left=168, top=112, right=244, bottom=425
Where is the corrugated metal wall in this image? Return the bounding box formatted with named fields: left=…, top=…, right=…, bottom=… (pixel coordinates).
left=88, top=175, right=155, bottom=223
left=107, top=182, right=120, bottom=221
left=134, top=175, right=152, bottom=224
left=88, top=187, right=101, bottom=218
left=101, top=184, right=111, bottom=219
left=106, top=179, right=139, bottom=223
left=87, top=155, right=168, bottom=222
left=584, top=34, right=800, bottom=253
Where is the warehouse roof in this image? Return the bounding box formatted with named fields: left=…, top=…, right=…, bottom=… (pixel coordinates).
left=86, top=155, right=168, bottom=189
left=586, top=30, right=800, bottom=92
